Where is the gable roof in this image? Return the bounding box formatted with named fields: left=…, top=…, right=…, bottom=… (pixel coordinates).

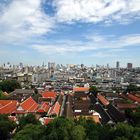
left=127, top=94, right=140, bottom=103
left=116, top=103, right=138, bottom=109
left=37, top=102, right=50, bottom=113
left=10, top=89, right=34, bottom=95
left=97, top=95, right=109, bottom=106
left=20, top=96, right=39, bottom=113
left=42, top=91, right=56, bottom=99
left=48, top=101, right=60, bottom=116
left=0, top=100, right=18, bottom=114
left=73, top=87, right=89, bottom=92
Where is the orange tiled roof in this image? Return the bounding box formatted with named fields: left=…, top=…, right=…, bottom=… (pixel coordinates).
left=48, top=101, right=60, bottom=116
left=42, top=91, right=56, bottom=99
left=44, top=118, right=54, bottom=125
left=20, top=97, right=39, bottom=113
left=0, top=100, right=18, bottom=114
left=37, top=102, right=50, bottom=113
left=73, top=87, right=89, bottom=92
left=127, top=94, right=140, bottom=103
left=117, top=103, right=138, bottom=109
left=97, top=95, right=109, bottom=106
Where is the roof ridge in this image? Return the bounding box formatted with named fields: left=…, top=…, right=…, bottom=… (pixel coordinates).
left=53, top=102, right=60, bottom=114
left=20, top=96, right=32, bottom=105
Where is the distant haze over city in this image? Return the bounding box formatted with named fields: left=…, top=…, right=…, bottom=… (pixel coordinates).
left=0, top=61, right=137, bottom=69
left=0, top=0, right=140, bottom=66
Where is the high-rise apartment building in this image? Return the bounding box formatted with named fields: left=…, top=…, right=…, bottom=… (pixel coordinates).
left=116, top=61, right=120, bottom=69
left=127, top=63, right=133, bottom=69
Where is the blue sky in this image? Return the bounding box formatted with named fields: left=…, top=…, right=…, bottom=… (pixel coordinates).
left=0, top=0, right=140, bottom=67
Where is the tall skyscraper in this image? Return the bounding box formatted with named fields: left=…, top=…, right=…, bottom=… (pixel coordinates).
left=48, top=62, right=55, bottom=70
left=127, top=63, right=133, bottom=69
left=19, top=62, right=23, bottom=69
left=116, top=61, right=120, bottom=69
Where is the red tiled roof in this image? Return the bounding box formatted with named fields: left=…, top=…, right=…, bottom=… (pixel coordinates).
left=42, top=91, right=56, bottom=99
left=48, top=102, right=60, bottom=116
left=44, top=118, right=54, bottom=125
left=0, top=100, right=18, bottom=114
left=20, top=97, right=39, bottom=113
left=37, top=102, right=50, bottom=113
left=97, top=95, right=109, bottom=106
left=73, top=87, right=89, bottom=92
left=127, top=94, right=140, bottom=103
left=116, top=103, right=138, bottom=109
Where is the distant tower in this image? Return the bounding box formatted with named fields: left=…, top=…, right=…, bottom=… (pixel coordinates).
left=81, top=64, right=84, bottom=69
left=107, top=63, right=109, bottom=68
left=48, top=62, right=55, bottom=70
left=48, top=62, right=55, bottom=78
left=19, top=62, right=23, bottom=69
left=116, top=61, right=120, bottom=69
left=127, top=63, right=133, bottom=69
left=42, top=62, right=45, bottom=68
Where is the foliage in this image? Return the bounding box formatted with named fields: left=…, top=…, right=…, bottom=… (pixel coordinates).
left=14, top=124, right=46, bottom=140
left=0, top=115, right=140, bottom=140
left=34, top=88, right=38, bottom=94
left=89, top=86, right=98, bottom=97
left=71, top=125, right=86, bottom=140
left=0, top=90, right=9, bottom=99
left=0, top=80, right=21, bottom=93
left=0, top=114, right=17, bottom=140
left=111, top=123, right=140, bottom=140
left=126, top=84, right=140, bottom=92
left=17, top=114, right=40, bottom=132
left=45, top=117, right=75, bottom=140
left=125, top=107, right=140, bottom=126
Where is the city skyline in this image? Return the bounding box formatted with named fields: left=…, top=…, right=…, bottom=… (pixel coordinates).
left=0, top=0, right=140, bottom=66
left=0, top=61, right=136, bottom=69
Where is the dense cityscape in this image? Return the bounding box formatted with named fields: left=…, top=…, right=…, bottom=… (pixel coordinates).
left=0, top=61, right=140, bottom=139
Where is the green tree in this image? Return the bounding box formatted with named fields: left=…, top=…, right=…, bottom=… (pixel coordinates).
left=0, top=114, right=16, bottom=140
left=71, top=125, right=86, bottom=140
left=45, top=117, right=74, bottom=140
left=84, top=119, right=99, bottom=140
left=17, top=114, right=40, bottom=132
left=126, top=84, right=139, bottom=92
left=112, top=123, right=134, bottom=140
left=14, top=124, right=46, bottom=140
left=0, top=90, right=9, bottom=99
left=89, top=86, right=98, bottom=97
left=125, top=107, right=140, bottom=126
left=0, top=80, right=21, bottom=93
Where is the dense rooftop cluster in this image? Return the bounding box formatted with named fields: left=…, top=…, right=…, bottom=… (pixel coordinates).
left=0, top=62, right=140, bottom=139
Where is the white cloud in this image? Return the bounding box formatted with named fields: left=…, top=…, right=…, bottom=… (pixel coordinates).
left=31, top=34, right=140, bottom=56
left=53, top=0, right=140, bottom=24
left=0, top=0, right=139, bottom=46
left=0, top=0, right=54, bottom=45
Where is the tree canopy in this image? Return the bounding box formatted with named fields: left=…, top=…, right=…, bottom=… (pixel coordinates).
left=0, top=115, right=140, bottom=140
left=0, top=115, right=16, bottom=140
left=17, top=114, right=40, bottom=132
left=14, top=124, right=46, bottom=140
left=89, top=86, right=98, bottom=97
left=0, top=80, right=21, bottom=93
